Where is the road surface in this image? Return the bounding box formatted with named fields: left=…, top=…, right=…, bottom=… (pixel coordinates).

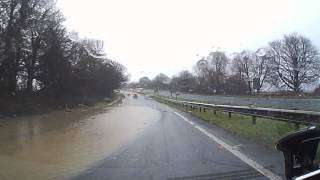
left=147, top=90, right=320, bottom=111
left=74, top=94, right=283, bottom=180
left=0, top=94, right=283, bottom=180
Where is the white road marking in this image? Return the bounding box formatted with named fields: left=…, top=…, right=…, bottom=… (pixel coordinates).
left=172, top=111, right=282, bottom=180
left=232, top=144, right=244, bottom=150
left=174, top=111, right=195, bottom=125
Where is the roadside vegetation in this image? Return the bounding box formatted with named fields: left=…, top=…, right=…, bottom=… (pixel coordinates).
left=155, top=96, right=320, bottom=162
left=154, top=96, right=298, bottom=147
left=0, top=0, right=127, bottom=117
left=130, top=33, right=320, bottom=97
left=1, top=93, right=122, bottom=117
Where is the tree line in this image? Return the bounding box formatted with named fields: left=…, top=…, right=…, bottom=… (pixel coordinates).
left=0, top=0, right=127, bottom=99
left=136, top=33, right=320, bottom=95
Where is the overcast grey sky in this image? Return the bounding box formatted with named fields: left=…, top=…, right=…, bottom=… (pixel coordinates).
left=57, top=0, right=320, bottom=81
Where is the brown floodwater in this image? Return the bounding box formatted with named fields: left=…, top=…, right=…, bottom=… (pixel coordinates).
left=0, top=104, right=160, bottom=180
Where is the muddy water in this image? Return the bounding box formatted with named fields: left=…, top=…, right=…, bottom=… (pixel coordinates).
left=0, top=105, right=160, bottom=180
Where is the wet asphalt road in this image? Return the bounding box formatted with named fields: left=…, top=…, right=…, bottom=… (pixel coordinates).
left=74, top=94, right=271, bottom=180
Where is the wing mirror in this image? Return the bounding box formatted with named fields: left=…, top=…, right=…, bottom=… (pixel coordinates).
left=276, top=126, right=320, bottom=180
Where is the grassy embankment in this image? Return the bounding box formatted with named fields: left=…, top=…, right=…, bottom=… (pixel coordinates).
left=0, top=93, right=122, bottom=118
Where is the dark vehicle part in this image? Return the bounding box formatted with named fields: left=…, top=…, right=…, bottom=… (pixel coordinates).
left=276, top=126, right=320, bottom=180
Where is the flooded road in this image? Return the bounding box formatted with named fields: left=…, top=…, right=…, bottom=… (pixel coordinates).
left=74, top=95, right=281, bottom=180
left=0, top=98, right=160, bottom=180
left=0, top=94, right=283, bottom=180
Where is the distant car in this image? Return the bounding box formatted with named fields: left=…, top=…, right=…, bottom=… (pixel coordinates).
left=133, top=94, right=138, bottom=98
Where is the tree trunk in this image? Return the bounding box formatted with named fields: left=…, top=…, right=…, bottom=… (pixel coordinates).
left=248, top=81, right=252, bottom=95
left=26, top=70, right=33, bottom=94
left=1, top=54, right=18, bottom=95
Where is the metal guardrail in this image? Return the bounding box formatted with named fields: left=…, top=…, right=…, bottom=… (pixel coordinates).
left=158, top=96, right=320, bottom=127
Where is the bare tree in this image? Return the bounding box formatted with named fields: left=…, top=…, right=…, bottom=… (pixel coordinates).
left=252, top=48, right=273, bottom=94
left=17, top=0, right=59, bottom=93
left=139, top=76, right=151, bottom=88
left=152, top=73, right=170, bottom=90
left=0, top=0, right=20, bottom=94
left=231, top=54, right=245, bottom=77
left=0, top=0, right=128, bottom=99
left=194, top=58, right=209, bottom=93
left=193, top=51, right=228, bottom=94
left=269, top=33, right=320, bottom=93
left=176, top=70, right=195, bottom=92
left=207, top=51, right=228, bottom=94
left=82, top=39, right=106, bottom=58
left=224, top=74, right=248, bottom=95
left=231, top=50, right=254, bottom=95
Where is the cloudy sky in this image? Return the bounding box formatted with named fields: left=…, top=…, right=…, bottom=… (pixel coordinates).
left=57, top=0, right=320, bottom=81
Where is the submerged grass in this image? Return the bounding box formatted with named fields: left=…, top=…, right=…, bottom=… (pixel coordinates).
left=0, top=93, right=121, bottom=118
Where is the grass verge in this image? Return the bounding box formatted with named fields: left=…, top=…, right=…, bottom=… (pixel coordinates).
left=154, top=96, right=299, bottom=148
left=168, top=98, right=320, bottom=161
left=0, top=93, right=122, bottom=118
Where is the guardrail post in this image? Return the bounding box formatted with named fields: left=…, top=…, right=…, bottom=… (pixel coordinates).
left=199, top=107, right=202, bottom=112
left=203, top=108, right=206, bottom=112
left=214, top=110, right=216, bottom=115
left=228, top=112, right=232, bottom=118
left=252, top=114, right=256, bottom=125
left=295, top=123, right=300, bottom=130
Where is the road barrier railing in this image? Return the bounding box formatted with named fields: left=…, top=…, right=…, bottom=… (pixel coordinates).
left=157, top=96, right=320, bottom=128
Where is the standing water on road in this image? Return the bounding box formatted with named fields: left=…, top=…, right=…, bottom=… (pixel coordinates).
left=0, top=104, right=160, bottom=180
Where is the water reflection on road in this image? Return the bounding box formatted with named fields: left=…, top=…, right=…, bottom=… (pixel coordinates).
left=0, top=102, right=160, bottom=180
